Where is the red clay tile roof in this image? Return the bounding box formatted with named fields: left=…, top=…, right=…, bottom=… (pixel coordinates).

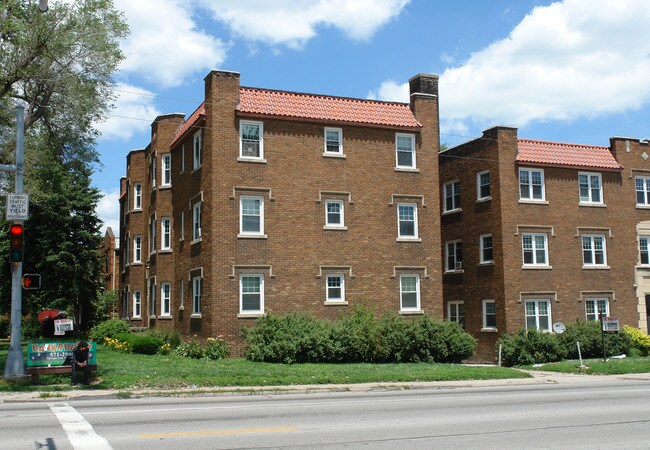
left=238, top=87, right=421, bottom=129
left=517, top=139, right=622, bottom=171
left=170, top=102, right=205, bottom=147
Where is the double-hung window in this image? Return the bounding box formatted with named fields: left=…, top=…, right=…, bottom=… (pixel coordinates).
left=448, top=301, right=465, bottom=327
left=582, top=235, right=606, bottom=266
left=240, top=121, right=263, bottom=159
left=192, top=276, right=201, bottom=315
left=161, top=154, right=171, bottom=187
left=325, top=200, right=344, bottom=228
left=193, top=131, right=202, bottom=169
left=326, top=274, right=345, bottom=303
left=443, top=180, right=460, bottom=212
left=522, top=233, right=548, bottom=266
left=578, top=172, right=602, bottom=205
left=133, top=183, right=142, bottom=210
left=640, top=236, right=650, bottom=265
left=324, top=128, right=343, bottom=155
left=397, top=203, right=418, bottom=239
left=240, top=196, right=264, bottom=236
left=133, top=235, right=142, bottom=263
left=240, top=274, right=264, bottom=314
left=161, top=217, right=171, bottom=250
left=395, top=133, right=416, bottom=169
left=477, top=170, right=491, bottom=200
left=585, top=298, right=609, bottom=321
left=636, top=176, right=650, bottom=206
left=192, top=202, right=201, bottom=241
left=399, top=274, right=420, bottom=311
left=446, top=241, right=463, bottom=271
left=482, top=300, right=496, bottom=329
left=160, top=282, right=171, bottom=317
left=519, top=168, right=545, bottom=201
left=480, top=234, right=494, bottom=264
left=133, top=291, right=141, bottom=318
left=525, top=299, right=551, bottom=331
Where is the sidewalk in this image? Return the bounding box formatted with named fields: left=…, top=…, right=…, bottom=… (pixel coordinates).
left=2, top=370, right=649, bottom=403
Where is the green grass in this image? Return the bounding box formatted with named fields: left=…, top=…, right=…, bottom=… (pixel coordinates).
left=0, top=341, right=529, bottom=392
left=523, top=357, right=650, bottom=375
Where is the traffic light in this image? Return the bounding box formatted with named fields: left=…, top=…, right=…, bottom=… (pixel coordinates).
left=8, top=223, right=23, bottom=263
left=22, top=274, right=41, bottom=290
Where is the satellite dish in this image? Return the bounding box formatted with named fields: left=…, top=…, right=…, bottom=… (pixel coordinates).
left=553, top=322, right=566, bottom=334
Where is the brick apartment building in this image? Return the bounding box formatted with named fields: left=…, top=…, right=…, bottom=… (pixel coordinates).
left=119, top=70, right=443, bottom=349
left=100, top=227, right=120, bottom=292
left=439, top=126, right=650, bottom=360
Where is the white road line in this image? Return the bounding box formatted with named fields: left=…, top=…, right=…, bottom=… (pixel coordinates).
left=48, top=402, right=113, bottom=450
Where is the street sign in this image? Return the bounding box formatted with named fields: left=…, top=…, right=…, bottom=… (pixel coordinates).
left=602, top=316, right=620, bottom=333
left=6, top=193, right=28, bottom=220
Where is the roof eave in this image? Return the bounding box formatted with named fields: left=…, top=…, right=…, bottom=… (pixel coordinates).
left=235, top=111, right=422, bottom=131
left=515, top=160, right=623, bottom=172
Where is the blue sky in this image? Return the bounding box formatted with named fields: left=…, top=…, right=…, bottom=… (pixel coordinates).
left=95, top=0, right=650, bottom=235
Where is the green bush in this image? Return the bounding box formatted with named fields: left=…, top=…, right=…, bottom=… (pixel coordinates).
left=89, top=318, right=130, bottom=342
left=410, top=316, right=476, bottom=363
left=498, top=329, right=567, bottom=366
left=204, top=337, right=230, bottom=360
left=558, top=320, right=632, bottom=359
left=624, top=325, right=650, bottom=357
left=22, top=314, right=41, bottom=340
left=330, top=305, right=380, bottom=363
left=116, top=333, right=163, bottom=355
left=173, top=340, right=205, bottom=359
left=0, top=314, right=10, bottom=339
left=375, top=314, right=412, bottom=362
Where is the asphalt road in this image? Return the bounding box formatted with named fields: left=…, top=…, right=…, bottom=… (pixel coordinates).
left=1, top=377, right=650, bottom=449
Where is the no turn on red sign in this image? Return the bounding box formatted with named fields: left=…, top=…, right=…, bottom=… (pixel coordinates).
left=6, top=193, right=29, bottom=220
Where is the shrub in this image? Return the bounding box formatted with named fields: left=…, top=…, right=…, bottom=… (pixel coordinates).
left=204, top=337, right=230, bottom=360
left=104, top=336, right=132, bottom=352
left=375, top=314, right=412, bottom=362
left=498, top=329, right=567, bottom=366
left=558, top=320, right=632, bottom=359
left=117, top=333, right=163, bottom=355
left=330, top=305, right=380, bottom=363
left=623, top=326, right=650, bottom=357
left=0, top=314, right=10, bottom=339
left=173, top=340, right=205, bottom=359
left=90, top=318, right=130, bottom=342
left=410, top=316, right=476, bottom=363
left=21, top=314, right=41, bottom=340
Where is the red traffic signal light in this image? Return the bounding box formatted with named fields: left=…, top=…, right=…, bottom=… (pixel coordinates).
left=22, top=273, right=41, bottom=290
left=9, top=223, right=23, bottom=263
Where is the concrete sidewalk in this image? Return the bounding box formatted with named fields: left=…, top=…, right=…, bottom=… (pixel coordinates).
left=1, top=370, right=649, bottom=403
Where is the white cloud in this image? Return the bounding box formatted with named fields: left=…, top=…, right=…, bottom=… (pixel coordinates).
left=367, top=79, right=408, bottom=102
left=96, top=83, right=161, bottom=141
left=115, top=0, right=228, bottom=87
left=97, top=188, right=121, bottom=238
left=198, top=0, right=410, bottom=48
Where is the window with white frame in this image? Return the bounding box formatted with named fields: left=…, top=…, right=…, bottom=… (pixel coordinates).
left=150, top=156, right=156, bottom=189
left=192, top=276, right=201, bottom=315
left=149, top=218, right=156, bottom=253
left=482, top=300, right=496, bottom=329
left=443, top=180, right=460, bottom=212
left=240, top=121, right=263, bottom=159
left=123, top=237, right=129, bottom=268
left=582, top=235, right=606, bottom=266
left=448, top=301, right=465, bottom=327
left=578, top=172, right=602, bottom=204
left=640, top=236, right=650, bottom=265
left=160, top=282, right=171, bottom=317
left=477, top=170, right=491, bottom=200
left=133, top=290, right=141, bottom=318
left=525, top=299, right=551, bottom=331
left=397, top=203, right=418, bottom=239
left=193, top=131, right=202, bottom=169
left=636, top=176, right=650, bottom=206
left=480, top=234, right=494, bottom=264
left=446, top=241, right=463, bottom=271
left=522, top=233, right=548, bottom=266
left=519, top=168, right=545, bottom=201
left=240, top=274, right=264, bottom=313
left=585, top=298, right=609, bottom=321
left=240, top=196, right=264, bottom=235
left=133, top=183, right=142, bottom=210
left=133, top=235, right=142, bottom=263
left=326, top=274, right=345, bottom=302
left=161, top=153, right=171, bottom=186
left=324, top=128, right=343, bottom=154
left=161, top=217, right=171, bottom=250
left=325, top=200, right=344, bottom=227
left=192, top=202, right=201, bottom=241
left=395, top=133, right=416, bottom=169
left=399, top=274, right=420, bottom=311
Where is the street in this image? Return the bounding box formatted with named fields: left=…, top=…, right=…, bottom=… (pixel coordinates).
left=1, top=379, right=650, bottom=449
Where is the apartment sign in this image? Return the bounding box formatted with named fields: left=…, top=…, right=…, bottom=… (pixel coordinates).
left=6, top=193, right=29, bottom=220
left=602, top=316, right=620, bottom=333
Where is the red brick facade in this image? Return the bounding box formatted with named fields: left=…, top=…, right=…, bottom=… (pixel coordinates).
left=100, top=227, right=119, bottom=292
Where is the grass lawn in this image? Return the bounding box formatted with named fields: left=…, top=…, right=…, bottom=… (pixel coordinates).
left=523, top=357, right=650, bottom=375
left=0, top=341, right=529, bottom=392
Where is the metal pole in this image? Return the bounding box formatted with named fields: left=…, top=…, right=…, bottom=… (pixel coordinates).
left=577, top=341, right=585, bottom=369
left=4, top=105, right=25, bottom=380
left=600, top=311, right=607, bottom=363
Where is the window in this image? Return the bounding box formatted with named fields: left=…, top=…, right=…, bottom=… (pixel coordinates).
left=180, top=144, right=185, bottom=173
left=640, top=236, right=650, bottom=265
left=482, top=300, right=496, bottom=329
left=325, top=200, right=344, bottom=227
left=522, top=233, right=548, bottom=266
left=480, top=234, right=494, bottom=264
left=179, top=279, right=184, bottom=310
left=161, top=217, right=171, bottom=250
left=149, top=278, right=156, bottom=317
left=448, top=301, right=465, bottom=327
left=240, top=121, right=263, bottom=159
left=395, top=133, right=416, bottom=169
left=579, top=172, right=602, bottom=204
left=240, top=196, right=264, bottom=235
left=636, top=176, right=650, bottom=206
left=324, top=128, right=342, bottom=154
left=525, top=299, right=551, bottom=331
left=160, top=282, right=171, bottom=317
left=477, top=170, right=491, bottom=200
left=240, top=275, right=264, bottom=313
left=133, top=291, right=141, bottom=318
left=161, top=153, right=171, bottom=186
left=150, top=156, right=156, bottom=189
left=133, top=235, right=142, bottom=263
left=133, top=183, right=142, bottom=210
left=443, top=180, right=460, bottom=212
left=192, top=276, right=201, bottom=315
left=149, top=218, right=156, bottom=253
left=446, top=241, right=463, bottom=271
left=400, top=274, right=420, bottom=311
left=519, top=168, right=545, bottom=201
left=193, top=131, right=202, bottom=169
left=192, top=202, right=201, bottom=241
left=326, top=274, right=345, bottom=302
left=585, top=298, right=609, bottom=321
left=582, top=235, right=606, bottom=266
left=397, top=203, right=418, bottom=239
